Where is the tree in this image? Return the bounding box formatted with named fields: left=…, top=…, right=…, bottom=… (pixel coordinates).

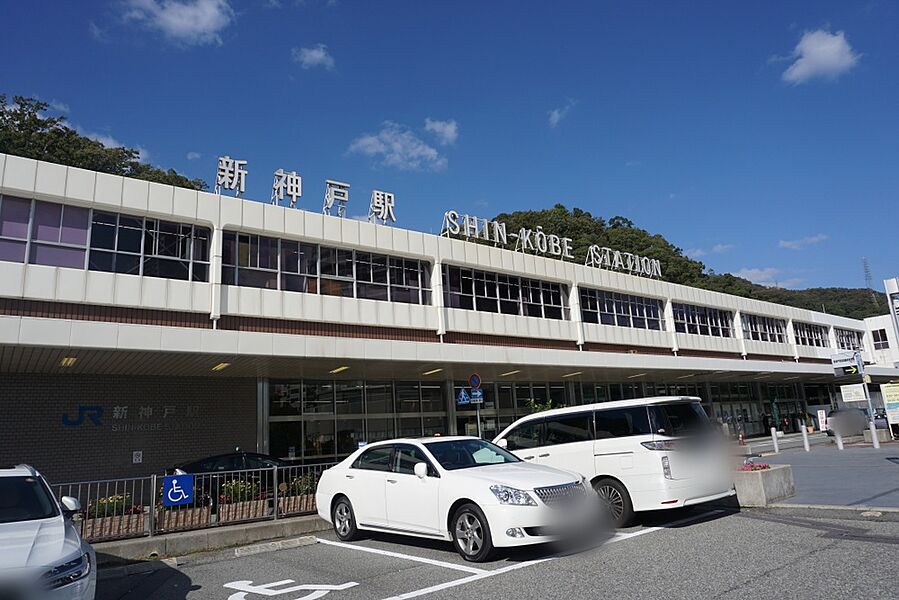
left=0, top=95, right=207, bottom=191
left=491, top=204, right=885, bottom=320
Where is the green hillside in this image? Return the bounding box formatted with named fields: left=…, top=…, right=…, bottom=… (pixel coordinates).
left=494, top=204, right=885, bottom=320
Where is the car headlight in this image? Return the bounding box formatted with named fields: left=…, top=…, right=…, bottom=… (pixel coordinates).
left=490, top=485, right=537, bottom=506
left=42, top=553, right=91, bottom=589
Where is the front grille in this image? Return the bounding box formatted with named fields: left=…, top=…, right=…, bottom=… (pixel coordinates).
left=533, top=481, right=585, bottom=507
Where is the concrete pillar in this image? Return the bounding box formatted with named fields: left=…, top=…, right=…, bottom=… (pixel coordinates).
left=786, top=318, right=800, bottom=361
left=664, top=298, right=678, bottom=354
left=734, top=310, right=748, bottom=358
left=568, top=281, right=585, bottom=347
left=210, top=227, right=224, bottom=321
left=431, top=261, right=446, bottom=336
left=445, top=378, right=457, bottom=435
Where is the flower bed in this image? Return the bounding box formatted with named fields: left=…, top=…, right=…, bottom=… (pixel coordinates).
left=733, top=463, right=794, bottom=507
left=737, top=463, right=770, bottom=472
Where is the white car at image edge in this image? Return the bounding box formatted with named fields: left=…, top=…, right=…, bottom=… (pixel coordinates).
left=316, top=436, right=593, bottom=561
left=0, top=465, right=96, bottom=599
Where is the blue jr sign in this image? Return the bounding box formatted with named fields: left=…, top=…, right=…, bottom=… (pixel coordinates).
left=162, top=474, right=195, bottom=507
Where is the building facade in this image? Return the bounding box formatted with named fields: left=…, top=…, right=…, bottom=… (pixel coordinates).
left=1, top=153, right=897, bottom=482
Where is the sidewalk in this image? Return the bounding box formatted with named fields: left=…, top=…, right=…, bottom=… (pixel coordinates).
left=745, top=431, right=830, bottom=455
left=764, top=444, right=899, bottom=509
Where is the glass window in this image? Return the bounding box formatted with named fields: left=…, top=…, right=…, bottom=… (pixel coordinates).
left=581, top=288, right=663, bottom=331
left=873, top=329, right=890, bottom=350
left=0, top=476, right=59, bottom=523
left=0, top=196, right=31, bottom=239
left=366, top=418, right=395, bottom=443
left=672, top=303, right=733, bottom=337
left=304, top=420, right=336, bottom=457
left=423, top=416, right=446, bottom=436
left=442, top=265, right=566, bottom=319
left=366, top=382, right=394, bottom=413
left=393, top=444, right=436, bottom=475
left=303, top=381, right=334, bottom=414
left=741, top=314, right=787, bottom=343
left=835, top=328, right=864, bottom=351
left=425, top=439, right=520, bottom=470
left=336, top=419, right=364, bottom=455
left=29, top=244, right=84, bottom=268
left=269, top=421, right=302, bottom=460
left=505, top=419, right=544, bottom=450
left=648, top=402, right=713, bottom=437
left=793, top=322, right=829, bottom=348
left=352, top=446, right=393, bottom=471
left=594, top=407, right=651, bottom=438
left=395, top=382, right=421, bottom=413
left=335, top=382, right=364, bottom=414
left=270, top=383, right=303, bottom=416
left=544, top=412, right=592, bottom=445
left=420, top=383, right=445, bottom=412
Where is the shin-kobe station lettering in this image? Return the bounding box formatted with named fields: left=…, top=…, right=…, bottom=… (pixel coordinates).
left=440, top=210, right=662, bottom=278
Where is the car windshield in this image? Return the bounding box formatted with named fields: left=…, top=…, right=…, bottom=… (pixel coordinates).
left=424, top=439, right=521, bottom=471
left=0, top=476, right=59, bottom=524
left=648, top=402, right=714, bottom=437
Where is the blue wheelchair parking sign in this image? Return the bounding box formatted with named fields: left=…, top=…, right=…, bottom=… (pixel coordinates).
left=162, top=474, right=194, bottom=507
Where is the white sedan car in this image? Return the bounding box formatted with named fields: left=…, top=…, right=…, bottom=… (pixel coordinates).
left=316, top=436, right=592, bottom=561
left=0, top=465, right=96, bottom=599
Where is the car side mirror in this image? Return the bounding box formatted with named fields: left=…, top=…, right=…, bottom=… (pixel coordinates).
left=413, top=462, right=428, bottom=479
left=496, top=438, right=508, bottom=449
left=60, top=496, right=81, bottom=517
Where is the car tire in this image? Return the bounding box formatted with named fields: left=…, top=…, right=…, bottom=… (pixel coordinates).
left=451, top=503, right=494, bottom=562
left=332, top=496, right=361, bottom=541
left=594, top=478, right=634, bottom=528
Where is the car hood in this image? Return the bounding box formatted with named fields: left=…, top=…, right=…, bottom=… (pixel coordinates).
left=448, top=462, right=579, bottom=490
left=0, top=517, right=82, bottom=570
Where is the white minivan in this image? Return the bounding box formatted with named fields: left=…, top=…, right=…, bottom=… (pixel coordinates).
left=494, top=396, right=735, bottom=527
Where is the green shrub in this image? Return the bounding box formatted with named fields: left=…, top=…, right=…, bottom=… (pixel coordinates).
left=87, top=493, right=132, bottom=518
left=287, top=473, right=316, bottom=496
left=221, top=479, right=259, bottom=503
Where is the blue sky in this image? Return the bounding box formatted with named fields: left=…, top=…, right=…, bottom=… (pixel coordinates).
left=3, top=1, right=897, bottom=290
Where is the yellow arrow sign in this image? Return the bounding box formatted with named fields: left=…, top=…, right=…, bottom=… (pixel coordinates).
left=843, top=365, right=858, bottom=375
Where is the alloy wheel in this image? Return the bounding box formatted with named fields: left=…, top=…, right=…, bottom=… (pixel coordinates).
left=455, top=513, right=484, bottom=556
left=597, top=484, right=624, bottom=521
left=335, top=502, right=352, bottom=537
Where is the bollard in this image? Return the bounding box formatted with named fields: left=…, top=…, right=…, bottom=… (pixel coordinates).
left=798, top=419, right=810, bottom=452
left=869, top=422, right=881, bottom=450
left=770, top=427, right=779, bottom=453
left=835, top=431, right=844, bottom=450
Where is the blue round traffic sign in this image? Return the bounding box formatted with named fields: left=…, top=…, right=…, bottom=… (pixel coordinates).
left=468, top=373, right=481, bottom=389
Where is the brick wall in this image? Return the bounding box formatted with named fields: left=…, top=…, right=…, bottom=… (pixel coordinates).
left=0, top=375, right=257, bottom=484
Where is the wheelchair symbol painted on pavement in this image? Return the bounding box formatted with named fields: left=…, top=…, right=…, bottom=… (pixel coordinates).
left=224, top=579, right=358, bottom=600
left=161, top=474, right=194, bottom=507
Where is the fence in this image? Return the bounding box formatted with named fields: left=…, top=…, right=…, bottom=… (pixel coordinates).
left=53, top=462, right=335, bottom=543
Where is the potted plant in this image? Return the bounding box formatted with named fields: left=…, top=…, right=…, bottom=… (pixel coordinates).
left=278, top=472, right=317, bottom=516
left=804, top=414, right=815, bottom=433
left=82, top=493, right=145, bottom=541
left=733, top=462, right=795, bottom=507
left=218, top=479, right=266, bottom=523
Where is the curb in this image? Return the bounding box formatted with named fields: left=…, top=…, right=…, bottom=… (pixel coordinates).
left=98, top=536, right=319, bottom=581
left=768, top=502, right=899, bottom=514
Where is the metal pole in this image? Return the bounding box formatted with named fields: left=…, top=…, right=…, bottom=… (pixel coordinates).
left=862, top=381, right=880, bottom=449
left=868, top=421, right=881, bottom=450
left=798, top=419, right=810, bottom=452
left=148, top=474, right=157, bottom=537
left=476, top=404, right=483, bottom=439
left=835, top=431, right=844, bottom=450
left=770, top=427, right=779, bottom=453
left=272, top=466, right=279, bottom=520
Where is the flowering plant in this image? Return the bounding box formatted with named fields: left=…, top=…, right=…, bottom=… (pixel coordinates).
left=737, top=463, right=771, bottom=472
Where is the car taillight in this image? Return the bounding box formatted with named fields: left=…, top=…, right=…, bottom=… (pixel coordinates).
left=661, top=456, right=672, bottom=480
left=641, top=440, right=678, bottom=451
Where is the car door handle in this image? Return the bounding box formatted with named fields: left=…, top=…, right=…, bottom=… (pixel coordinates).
left=345, top=474, right=354, bottom=479
left=538, top=453, right=550, bottom=458
left=387, top=479, right=397, bottom=484
left=523, top=456, right=535, bottom=460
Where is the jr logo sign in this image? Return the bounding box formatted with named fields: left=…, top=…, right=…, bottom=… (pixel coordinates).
left=61, top=406, right=104, bottom=427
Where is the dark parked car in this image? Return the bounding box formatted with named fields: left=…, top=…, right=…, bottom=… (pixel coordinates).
left=172, top=452, right=287, bottom=474
left=825, top=408, right=867, bottom=437
left=169, top=452, right=289, bottom=512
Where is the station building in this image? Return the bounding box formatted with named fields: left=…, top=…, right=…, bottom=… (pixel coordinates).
left=1, top=152, right=897, bottom=482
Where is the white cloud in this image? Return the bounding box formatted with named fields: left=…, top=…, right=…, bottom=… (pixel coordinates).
left=548, top=99, right=576, bottom=128
left=124, top=0, right=235, bottom=46
left=291, top=44, right=335, bottom=70
left=778, top=233, right=827, bottom=250
left=424, top=118, right=458, bottom=146
left=685, top=248, right=706, bottom=259
left=731, top=267, right=803, bottom=289
left=79, top=127, right=150, bottom=163
left=348, top=121, right=447, bottom=171
left=712, top=244, right=733, bottom=254
left=781, top=29, right=861, bottom=84
left=49, top=100, right=70, bottom=113
left=186, top=151, right=202, bottom=160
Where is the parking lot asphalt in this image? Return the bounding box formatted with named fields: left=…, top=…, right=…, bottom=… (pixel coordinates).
left=765, top=444, right=899, bottom=508
left=97, top=504, right=898, bottom=600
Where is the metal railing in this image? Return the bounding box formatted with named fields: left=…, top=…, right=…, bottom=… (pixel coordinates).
left=53, top=462, right=335, bottom=543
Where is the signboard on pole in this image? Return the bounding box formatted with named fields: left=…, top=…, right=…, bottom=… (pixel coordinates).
left=470, top=388, right=484, bottom=405
left=468, top=374, right=481, bottom=389
left=840, top=383, right=867, bottom=404
left=832, top=352, right=864, bottom=377
left=882, top=383, right=899, bottom=429
left=456, top=388, right=471, bottom=406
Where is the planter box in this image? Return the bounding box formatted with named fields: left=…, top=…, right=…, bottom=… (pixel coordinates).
left=278, top=494, right=316, bottom=516
left=156, top=506, right=212, bottom=532
left=218, top=499, right=269, bottom=523
left=81, top=512, right=146, bottom=541
left=863, top=428, right=892, bottom=443
left=733, top=464, right=795, bottom=507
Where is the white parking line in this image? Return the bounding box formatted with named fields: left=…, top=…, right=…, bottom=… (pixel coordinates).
left=316, top=538, right=488, bottom=575
left=380, top=558, right=555, bottom=600
left=607, top=509, right=724, bottom=544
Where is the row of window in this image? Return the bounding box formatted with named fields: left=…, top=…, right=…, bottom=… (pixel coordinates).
left=0, top=195, right=211, bottom=281
left=793, top=322, right=829, bottom=348
left=222, top=232, right=432, bottom=304
left=580, top=288, right=663, bottom=330
left=836, top=327, right=865, bottom=351
left=443, top=265, right=568, bottom=320
left=672, top=303, right=733, bottom=337
left=741, top=314, right=787, bottom=343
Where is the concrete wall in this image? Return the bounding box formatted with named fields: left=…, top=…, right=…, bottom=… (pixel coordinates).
left=0, top=374, right=257, bottom=482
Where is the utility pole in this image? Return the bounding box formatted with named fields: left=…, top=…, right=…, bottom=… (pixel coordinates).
left=863, top=257, right=880, bottom=309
